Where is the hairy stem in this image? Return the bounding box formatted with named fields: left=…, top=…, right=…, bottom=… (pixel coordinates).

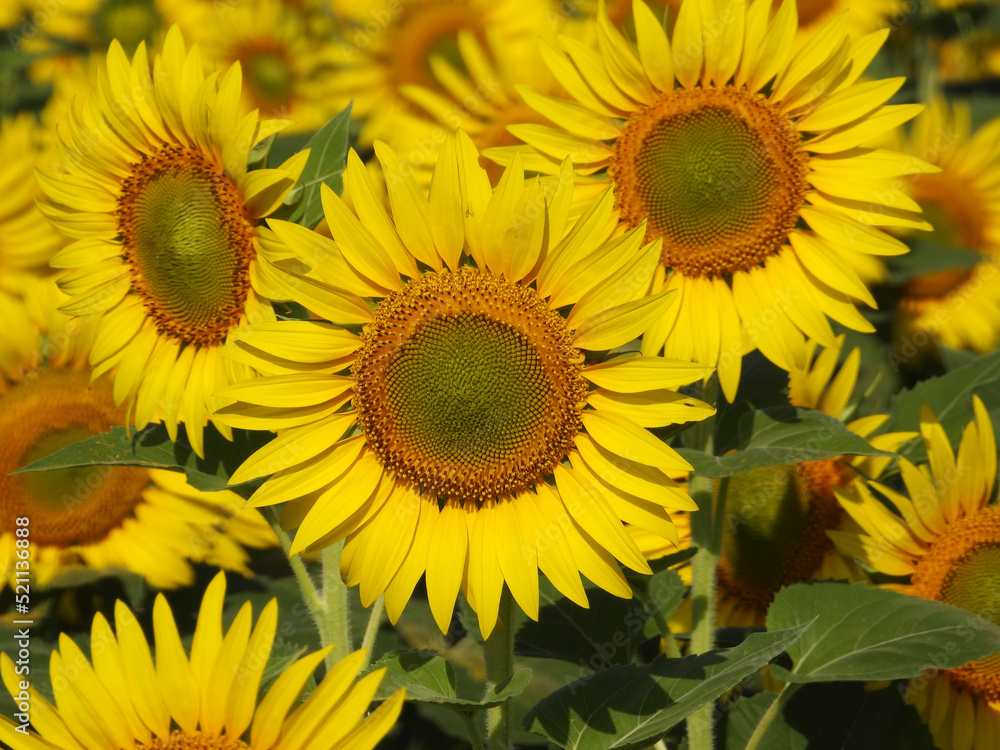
left=320, top=540, right=352, bottom=668
left=360, top=594, right=385, bottom=670
left=484, top=589, right=517, bottom=750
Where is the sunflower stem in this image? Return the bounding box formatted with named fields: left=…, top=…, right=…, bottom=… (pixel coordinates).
left=320, top=540, right=352, bottom=668
left=261, top=506, right=326, bottom=627
left=686, top=374, right=725, bottom=750
left=686, top=472, right=720, bottom=750
left=484, top=588, right=516, bottom=750
left=454, top=708, right=487, bottom=750
left=743, top=683, right=800, bottom=750
left=360, top=595, right=385, bottom=670
left=635, top=590, right=681, bottom=659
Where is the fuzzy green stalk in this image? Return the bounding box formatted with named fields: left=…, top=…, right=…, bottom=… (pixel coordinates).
left=684, top=377, right=723, bottom=750
left=261, top=507, right=353, bottom=672
left=320, top=540, right=352, bottom=667
left=484, top=588, right=517, bottom=750
left=635, top=589, right=682, bottom=659
left=360, top=595, right=386, bottom=670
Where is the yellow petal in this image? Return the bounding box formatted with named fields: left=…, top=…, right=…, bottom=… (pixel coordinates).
left=746, top=0, right=795, bottom=92
left=581, top=409, right=692, bottom=471
left=583, top=354, right=714, bottom=392
left=230, top=412, right=357, bottom=484
left=251, top=649, right=331, bottom=750
left=226, top=599, right=278, bottom=738
left=153, top=595, right=200, bottom=734
left=426, top=499, right=469, bottom=632
left=374, top=141, right=442, bottom=270
left=495, top=497, right=539, bottom=620
left=517, top=85, right=621, bottom=141
left=250, top=435, right=366, bottom=508
left=633, top=0, right=673, bottom=92
left=671, top=0, right=704, bottom=89
left=320, top=182, right=402, bottom=292
left=573, top=289, right=677, bottom=351
left=796, top=78, right=905, bottom=133
left=115, top=601, right=170, bottom=736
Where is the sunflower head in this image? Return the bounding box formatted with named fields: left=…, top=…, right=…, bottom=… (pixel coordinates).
left=492, top=0, right=933, bottom=400
left=0, top=572, right=405, bottom=750
left=830, top=397, right=1000, bottom=750
left=216, top=132, right=714, bottom=636
left=38, top=26, right=309, bottom=457
left=893, top=97, right=1000, bottom=355
left=0, top=279, right=277, bottom=590
left=191, top=0, right=342, bottom=132
left=328, top=0, right=557, bottom=147
left=662, top=335, right=919, bottom=628
left=0, top=113, right=68, bottom=283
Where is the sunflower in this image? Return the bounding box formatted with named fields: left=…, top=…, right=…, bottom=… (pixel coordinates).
left=0, top=278, right=276, bottom=591
left=894, top=98, right=1000, bottom=354
left=385, top=28, right=567, bottom=187
left=0, top=571, right=405, bottom=750
left=646, top=336, right=916, bottom=627
left=18, top=0, right=190, bottom=81
left=37, top=27, right=309, bottom=458
left=938, top=30, right=1000, bottom=84
left=214, top=133, right=714, bottom=636
left=830, top=398, right=1000, bottom=750
left=581, top=0, right=903, bottom=40
left=328, top=0, right=556, bottom=146
left=491, top=0, right=932, bottom=401
left=0, top=113, right=67, bottom=283
left=190, top=0, right=340, bottom=133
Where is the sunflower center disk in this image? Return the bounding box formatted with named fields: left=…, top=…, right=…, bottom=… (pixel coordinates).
left=144, top=731, right=250, bottom=750
left=0, top=371, right=150, bottom=547
left=902, top=175, right=983, bottom=303
left=389, top=1, right=482, bottom=89
left=914, top=507, right=1000, bottom=702
left=118, top=145, right=256, bottom=348
left=246, top=50, right=294, bottom=106
left=717, top=461, right=845, bottom=612
left=353, top=269, right=586, bottom=504
left=610, top=87, right=808, bottom=277
left=95, top=0, right=161, bottom=52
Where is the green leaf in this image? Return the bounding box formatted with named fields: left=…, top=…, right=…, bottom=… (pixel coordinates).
left=939, top=345, right=978, bottom=372
left=677, top=407, right=893, bottom=478
left=883, top=349, right=1000, bottom=463
left=247, top=131, right=278, bottom=171
left=707, top=353, right=790, bottom=455
left=724, top=683, right=937, bottom=750
left=887, top=239, right=982, bottom=285
left=523, top=624, right=810, bottom=750
left=13, top=423, right=271, bottom=493
left=637, top=569, right=686, bottom=639
left=515, top=579, right=650, bottom=668
left=767, top=581, right=1000, bottom=683
left=287, top=103, right=352, bottom=228
left=371, top=650, right=531, bottom=709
